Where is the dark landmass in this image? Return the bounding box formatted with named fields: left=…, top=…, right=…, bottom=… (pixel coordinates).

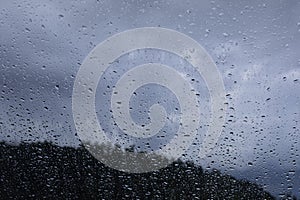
left=0, top=142, right=276, bottom=199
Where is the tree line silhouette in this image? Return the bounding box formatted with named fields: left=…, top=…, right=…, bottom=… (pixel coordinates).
left=0, top=141, right=278, bottom=199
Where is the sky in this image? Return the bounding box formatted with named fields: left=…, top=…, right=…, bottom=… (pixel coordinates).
left=1, top=0, right=300, bottom=198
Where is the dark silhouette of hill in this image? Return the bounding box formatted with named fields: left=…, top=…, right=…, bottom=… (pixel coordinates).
left=0, top=142, right=275, bottom=199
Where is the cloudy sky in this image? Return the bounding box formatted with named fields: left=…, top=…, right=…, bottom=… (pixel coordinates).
left=1, top=0, right=299, bottom=197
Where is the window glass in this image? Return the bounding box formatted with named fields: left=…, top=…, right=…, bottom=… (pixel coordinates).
left=0, top=0, right=299, bottom=199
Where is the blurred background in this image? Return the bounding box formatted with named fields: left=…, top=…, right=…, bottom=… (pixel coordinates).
left=0, top=0, right=299, bottom=198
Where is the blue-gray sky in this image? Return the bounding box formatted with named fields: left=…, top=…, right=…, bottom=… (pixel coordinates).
left=0, top=0, right=299, bottom=197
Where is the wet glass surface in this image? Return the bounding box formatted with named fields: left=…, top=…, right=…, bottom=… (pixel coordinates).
left=0, top=0, right=299, bottom=199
